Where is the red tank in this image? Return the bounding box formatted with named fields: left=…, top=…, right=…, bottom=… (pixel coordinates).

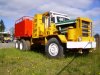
left=15, top=16, right=33, bottom=38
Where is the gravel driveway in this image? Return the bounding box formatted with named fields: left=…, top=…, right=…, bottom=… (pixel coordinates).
left=0, top=42, right=15, bottom=49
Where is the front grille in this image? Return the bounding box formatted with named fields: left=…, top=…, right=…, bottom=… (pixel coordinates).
left=82, top=21, right=90, bottom=37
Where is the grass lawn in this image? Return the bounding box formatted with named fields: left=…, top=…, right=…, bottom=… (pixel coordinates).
left=0, top=48, right=100, bottom=75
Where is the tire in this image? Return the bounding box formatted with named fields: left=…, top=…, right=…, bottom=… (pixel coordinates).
left=25, top=40, right=31, bottom=50
left=19, top=39, right=26, bottom=50
left=15, top=40, right=20, bottom=49
left=45, top=38, right=64, bottom=58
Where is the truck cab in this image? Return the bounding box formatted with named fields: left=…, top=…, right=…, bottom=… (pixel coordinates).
left=40, top=11, right=96, bottom=56
left=42, top=11, right=70, bottom=27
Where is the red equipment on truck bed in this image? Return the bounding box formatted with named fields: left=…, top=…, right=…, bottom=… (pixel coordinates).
left=15, top=16, right=33, bottom=38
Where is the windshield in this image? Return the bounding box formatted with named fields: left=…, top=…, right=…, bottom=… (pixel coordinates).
left=57, top=17, right=69, bottom=23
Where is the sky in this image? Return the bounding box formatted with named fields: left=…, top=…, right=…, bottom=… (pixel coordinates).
left=0, top=0, right=100, bottom=34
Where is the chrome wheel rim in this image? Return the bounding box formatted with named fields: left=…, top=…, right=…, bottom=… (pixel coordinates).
left=48, top=43, right=59, bottom=56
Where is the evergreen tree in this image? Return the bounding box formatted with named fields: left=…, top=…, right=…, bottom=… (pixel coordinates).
left=94, top=33, right=99, bottom=38
left=0, top=19, right=5, bottom=32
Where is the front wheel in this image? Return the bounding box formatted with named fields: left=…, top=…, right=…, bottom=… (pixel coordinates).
left=45, top=38, right=64, bottom=58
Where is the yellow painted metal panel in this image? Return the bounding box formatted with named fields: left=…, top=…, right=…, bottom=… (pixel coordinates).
left=32, top=14, right=44, bottom=38
left=58, top=35, right=67, bottom=43
left=82, top=37, right=95, bottom=42
left=68, top=26, right=76, bottom=41
left=77, top=17, right=92, bottom=22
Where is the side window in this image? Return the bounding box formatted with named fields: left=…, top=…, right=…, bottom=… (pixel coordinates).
left=57, top=17, right=69, bottom=23
left=51, top=17, right=55, bottom=23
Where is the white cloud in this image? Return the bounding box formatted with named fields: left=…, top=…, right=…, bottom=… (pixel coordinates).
left=51, top=0, right=93, bottom=9
left=0, top=0, right=100, bottom=30
left=0, top=0, right=100, bottom=20
left=94, top=19, right=100, bottom=26
left=38, top=2, right=86, bottom=18
left=37, top=1, right=100, bottom=19
left=0, top=0, right=46, bottom=17
left=0, top=0, right=97, bottom=18
left=86, top=8, right=100, bottom=18
left=93, top=19, right=100, bottom=33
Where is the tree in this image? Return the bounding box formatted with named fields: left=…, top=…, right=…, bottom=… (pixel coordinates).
left=0, top=19, right=5, bottom=32
left=94, top=33, right=100, bottom=48
left=94, top=33, right=99, bottom=38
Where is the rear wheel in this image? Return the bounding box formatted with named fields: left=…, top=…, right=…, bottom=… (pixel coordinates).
left=19, top=39, right=26, bottom=50
left=15, top=40, right=20, bottom=49
left=45, top=38, right=64, bottom=58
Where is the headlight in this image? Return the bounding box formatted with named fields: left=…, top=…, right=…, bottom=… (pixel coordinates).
left=78, top=37, right=82, bottom=41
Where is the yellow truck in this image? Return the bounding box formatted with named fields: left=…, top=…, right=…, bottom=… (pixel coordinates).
left=15, top=11, right=96, bottom=58
left=0, top=32, right=11, bottom=43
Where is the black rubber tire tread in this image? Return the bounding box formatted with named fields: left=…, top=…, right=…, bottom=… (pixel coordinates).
left=45, top=38, right=64, bottom=58
left=82, top=49, right=89, bottom=55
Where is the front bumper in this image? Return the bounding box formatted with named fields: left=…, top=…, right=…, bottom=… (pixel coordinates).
left=66, top=41, right=96, bottom=49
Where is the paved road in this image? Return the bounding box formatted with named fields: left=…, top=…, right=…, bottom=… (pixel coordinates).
left=0, top=42, right=15, bottom=49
